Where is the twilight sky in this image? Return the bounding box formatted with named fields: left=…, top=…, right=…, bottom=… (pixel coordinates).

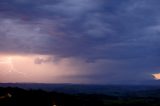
left=0, top=0, right=160, bottom=84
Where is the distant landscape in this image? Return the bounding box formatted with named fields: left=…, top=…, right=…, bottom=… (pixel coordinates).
left=1, top=0, right=160, bottom=105
left=1, top=83, right=160, bottom=106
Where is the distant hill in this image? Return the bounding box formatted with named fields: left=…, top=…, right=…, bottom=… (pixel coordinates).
left=1, top=84, right=160, bottom=106
left=1, top=83, right=160, bottom=97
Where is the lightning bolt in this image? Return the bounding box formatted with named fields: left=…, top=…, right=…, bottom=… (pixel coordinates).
left=0, top=56, right=28, bottom=76
left=0, top=57, right=16, bottom=72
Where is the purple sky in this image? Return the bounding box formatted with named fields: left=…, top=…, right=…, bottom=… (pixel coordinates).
left=0, top=0, right=160, bottom=84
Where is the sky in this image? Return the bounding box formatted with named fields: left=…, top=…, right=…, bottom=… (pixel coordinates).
left=0, top=0, right=160, bottom=85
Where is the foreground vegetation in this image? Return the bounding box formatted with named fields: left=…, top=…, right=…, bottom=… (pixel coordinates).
left=0, top=87, right=160, bottom=106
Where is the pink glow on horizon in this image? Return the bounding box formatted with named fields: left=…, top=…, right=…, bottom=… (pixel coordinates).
left=0, top=54, right=87, bottom=83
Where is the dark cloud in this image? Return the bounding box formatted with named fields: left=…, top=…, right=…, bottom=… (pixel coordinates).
left=0, top=0, right=160, bottom=84
left=34, top=56, right=61, bottom=64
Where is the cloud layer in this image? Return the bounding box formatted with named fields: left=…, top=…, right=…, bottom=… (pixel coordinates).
left=0, top=0, right=160, bottom=84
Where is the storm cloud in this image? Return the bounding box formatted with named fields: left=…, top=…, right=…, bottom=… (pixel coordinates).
left=0, top=0, right=160, bottom=84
